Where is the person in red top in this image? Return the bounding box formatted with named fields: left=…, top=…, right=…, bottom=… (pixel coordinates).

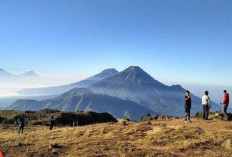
left=0, top=149, right=3, bottom=157
left=221, top=90, right=229, bottom=120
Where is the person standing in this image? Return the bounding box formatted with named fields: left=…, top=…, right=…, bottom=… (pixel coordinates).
left=221, top=90, right=229, bottom=120
left=17, top=115, right=25, bottom=135
left=184, top=90, right=192, bottom=123
left=0, top=149, right=3, bottom=157
left=202, top=91, right=211, bottom=120
left=50, top=115, right=56, bottom=130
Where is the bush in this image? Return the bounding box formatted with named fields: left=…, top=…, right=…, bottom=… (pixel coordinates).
left=195, top=112, right=202, bottom=118
left=32, top=121, right=43, bottom=125
left=0, top=110, right=117, bottom=127
left=40, top=109, right=61, bottom=114
left=56, top=111, right=118, bottom=126
left=25, top=111, right=36, bottom=114
left=0, top=116, right=6, bottom=124
left=2, top=114, right=27, bottom=124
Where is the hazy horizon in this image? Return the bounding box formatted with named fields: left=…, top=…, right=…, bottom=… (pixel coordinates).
left=1, top=66, right=232, bottom=105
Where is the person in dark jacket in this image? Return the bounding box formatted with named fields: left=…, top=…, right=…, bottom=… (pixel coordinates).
left=184, top=90, right=192, bottom=123
left=221, top=90, right=230, bottom=120
left=17, top=115, right=25, bottom=135
left=50, top=115, right=56, bottom=130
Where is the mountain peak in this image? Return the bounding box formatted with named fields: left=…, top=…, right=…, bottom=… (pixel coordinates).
left=99, top=68, right=118, bottom=75
left=0, top=68, right=13, bottom=76
left=127, top=66, right=143, bottom=71
left=22, top=71, right=38, bottom=77
left=170, top=84, right=185, bottom=91
left=88, top=68, right=119, bottom=80
left=120, top=66, right=157, bottom=84
left=124, top=66, right=145, bottom=74
left=171, top=84, right=182, bottom=88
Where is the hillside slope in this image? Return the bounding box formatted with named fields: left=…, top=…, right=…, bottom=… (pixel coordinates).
left=8, top=88, right=155, bottom=121
left=1, top=116, right=232, bottom=157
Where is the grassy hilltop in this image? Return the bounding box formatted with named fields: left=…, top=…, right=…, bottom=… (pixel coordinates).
left=1, top=115, right=232, bottom=157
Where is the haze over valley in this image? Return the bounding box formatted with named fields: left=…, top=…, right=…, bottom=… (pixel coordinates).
left=1, top=67, right=230, bottom=106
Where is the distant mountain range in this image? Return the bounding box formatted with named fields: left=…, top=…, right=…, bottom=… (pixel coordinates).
left=18, top=69, right=118, bottom=96
left=8, top=88, right=155, bottom=120
left=0, top=68, right=39, bottom=78
left=7, top=66, right=221, bottom=120
left=0, top=95, right=57, bottom=110
left=0, top=69, right=13, bottom=77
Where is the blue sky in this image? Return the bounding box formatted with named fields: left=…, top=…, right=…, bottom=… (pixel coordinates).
left=0, top=0, right=232, bottom=86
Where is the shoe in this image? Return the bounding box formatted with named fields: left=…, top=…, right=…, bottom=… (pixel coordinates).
left=185, top=121, right=188, bottom=123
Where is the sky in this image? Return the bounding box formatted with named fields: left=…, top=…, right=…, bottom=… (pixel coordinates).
left=0, top=0, right=232, bottom=95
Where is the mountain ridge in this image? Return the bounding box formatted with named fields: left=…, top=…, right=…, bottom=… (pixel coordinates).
left=18, top=69, right=119, bottom=96
left=7, top=66, right=221, bottom=118
left=0, top=68, right=39, bottom=78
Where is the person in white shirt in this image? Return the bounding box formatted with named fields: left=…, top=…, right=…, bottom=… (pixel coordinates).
left=202, top=91, right=211, bottom=120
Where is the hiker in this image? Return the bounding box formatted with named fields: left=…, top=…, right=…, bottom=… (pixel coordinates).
left=202, top=91, right=211, bottom=120
left=153, top=115, right=159, bottom=120
left=184, top=90, right=192, bottom=123
left=73, top=121, right=79, bottom=127
left=159, top=115, right=166, bottom=120
left=221, top=90, right=229, bottom=120
left=50, top=115, right=56, bottom=130
left=39, top=113, right=42, bottom=120
left=0, top=149, right=3, bottom=157
left=17, top=115, right=25, bottom=135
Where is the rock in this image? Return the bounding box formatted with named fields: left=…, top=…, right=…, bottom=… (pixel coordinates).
left=18, top=143, right=23, bottom=147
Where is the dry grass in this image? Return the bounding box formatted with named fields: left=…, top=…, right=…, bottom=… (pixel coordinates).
left=1, top=116, right=232, bottom=157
